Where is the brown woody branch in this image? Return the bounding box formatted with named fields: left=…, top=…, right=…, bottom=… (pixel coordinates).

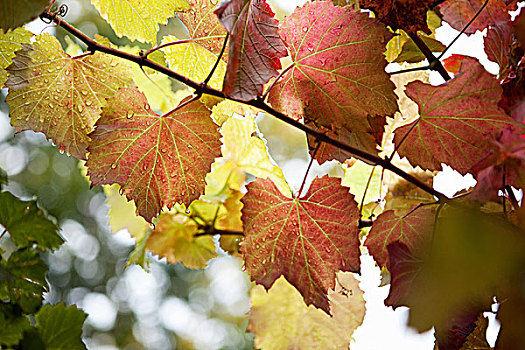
left=41, top=10, right=450, bottom=204
left=408, top=32, right=451, bottom=81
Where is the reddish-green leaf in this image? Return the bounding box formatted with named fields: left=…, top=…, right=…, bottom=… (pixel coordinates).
left=268, top=1, right=397, bottom=155
left=365, top=206, right=435, bottom=267
left=87, top=88, right=221, bottom=221
left=439, top=0, right=509, bottom=35
left=393, top=57, right=515, bottom=174
left=6, top=34, right=132, bottom=159
left=359, top=0, right=445, bottom=34
left=384, top=241, right=423, bottom=308
left=215, top=0, right=286, bottom=101
left=241, top=176, right=360, bottom=313
left=460, top=316, right=492, bottom=350
left=178, top=0, right=227, bottom=55
left=0, top=27, right=32, bottom=87
left=471, top=128, right=525, bottom=202
left=484, top=21, right=514, bottom=79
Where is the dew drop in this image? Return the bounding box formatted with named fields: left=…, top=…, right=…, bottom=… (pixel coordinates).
left=111, top=163, right=117, bottom=169
left=302, top=26, right=308, bottom=33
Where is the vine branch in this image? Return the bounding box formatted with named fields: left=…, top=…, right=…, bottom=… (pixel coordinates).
left=41, top=10, right=450, bottom=204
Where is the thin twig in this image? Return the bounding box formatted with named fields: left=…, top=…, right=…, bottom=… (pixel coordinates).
left=203, top=33, right=229, bottom=87
left=359, top=166, right=376, bottom=214
left=194, top=228, right=244, bottom=237
left=438, top=0, right=490, bottom=59
left=408, top=32, right=451, bottom=81
left=504, top=185, right=519, bottom=210
left=141, top=39, right=192, bottom=59
left=0, top=229, right=7, bottom=240
left=389, top=65, right=431, bottom=76
left=163, top=94, right=202, bottom=119
left=298, top=140, right=321, bottom=197
left=41, top=10, right=450, bottom=203
left=262, top=63, right=295, bottom=101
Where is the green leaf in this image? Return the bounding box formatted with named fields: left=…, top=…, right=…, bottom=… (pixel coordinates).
left=0, top=249, right=48, bottom=313
left=103, top=184, right=149, bottom=239
left=242, top=176, right=361, bottom=313
left=0, top=0, right=50, bottom=30
left=0, top=191, right=62, bottom=250
left=394, top=35, right=446, bottom=63
left=146, top=211, right=217, bottom=268
left=0, top=304, right=30, bottom=346
left=0, top=27, right=32, bottom=87
left=250, top=273, right=365, bottom=350
left=6, top=34, right=133, bottom=159
left=35, top=303, right=87, bottom=350
left=342, top=160, right=383, bottom=207
left=91, top=0, right=190, bottom=44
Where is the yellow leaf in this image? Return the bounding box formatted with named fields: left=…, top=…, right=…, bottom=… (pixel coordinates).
left=103, top=184, right=149, bottom=239
left=0, top=27, right=32, bottom=87
left=91, top=0, right=190, bottom=44
left=250, top=273, right=365, bottom=350
left=146, top=211, right=217, bottom=268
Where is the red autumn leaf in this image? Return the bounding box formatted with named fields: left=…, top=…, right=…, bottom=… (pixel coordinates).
left=439, top=0, right=509, bottom=35
left=359, top=0, right=445, bottom=34
left=87, top=88, right=221, bottom=221
left=215, top=0, right=287, bottom=101
left=514, top=10, right=525, bottom=50
left=241, top=176, right=360, bottom=313
left=484, top=21, right=514, bottom=79
left=442, top=54, right=468, bottom=74
left=268, top=1, right=397, bottom=156
left=365, top=206, right=435, bottom=268
left=470, top=127, right=525, bottom=202
left=384, top=241, right=423, bottom=308
left=500, top=63, right=525, bottom=123
left=435, top=312, right=481, bottom=350
left=393, top=57, right=515, bottom=174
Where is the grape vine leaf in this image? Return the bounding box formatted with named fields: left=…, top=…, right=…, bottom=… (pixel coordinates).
left=161, top=34, right=226, bottom=91
left=435, top=312, right=480, bottom=350
left=177, top=0, right=228, bottom=55
left=250, top=273, right=365, bottom=350
left=0, top=191, right=62, bottom=250
left=393, top=57, right=515, bottom=174
left=0, top=0, right=50, bottom=30
left=103, top=184, right=149, bottom=239
left=215, top=0, right=287, bottom=101
left=484, top=21, right=514, bottom=79
left=0, top=304, right=30, bottom=346
left=439, top=0, right=509, bottom=35
left=359, top=0, right=445, bottom=34
left=219, top=114, right=290, bottom=196
left=0, top=249, right=48, bottom=313
left=0, top=27, right=31, bottom=87
left=460, top=316, right=492, bottom=350
left=470, top=128, right=525, bottom=202
left=342, top=160, right=383, bottom=207
left=383, top=242, right=423, bottom=308
left=406, top=207, right=524, bottom=333
left=495, top=286, right=525, bottom=349
left=241, top=176, right=360, bottom=313
left=268, top=1, right=397, bottom=155
left=145, top=211, right=217, bottom=268
left=514, top=10, right=525, bottom=50
left=6, top=34, right=133, bottom=159
left=87, top=87, right=221, bottom=221
left=90, top=0, right=190, bottom=44
left=394, top=35, right=446, bottom=63
left=35, top=303, right=87, bottom=350
left=365, top=206, right=435, bottom=267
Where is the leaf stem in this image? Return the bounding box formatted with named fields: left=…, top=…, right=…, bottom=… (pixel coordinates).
left=41, top=10, right=450, bottom=204
left=437, top=0, right=489, bottom=60
left=141, top=39, right=192, bottom=59
left=194, top=228, right=244, bottom=237
left=261, top=63, right=295, bottom=101
left=408, top=32, right=451, bottom=82
left=203, top=33, right=229, bottom=87
left=298, top=140, right=320, bottom=197
left=389, top=65, right=430, bottom=76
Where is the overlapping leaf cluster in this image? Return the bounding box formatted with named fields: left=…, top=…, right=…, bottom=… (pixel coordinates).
left=1, top=0, right=525, bottom=348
